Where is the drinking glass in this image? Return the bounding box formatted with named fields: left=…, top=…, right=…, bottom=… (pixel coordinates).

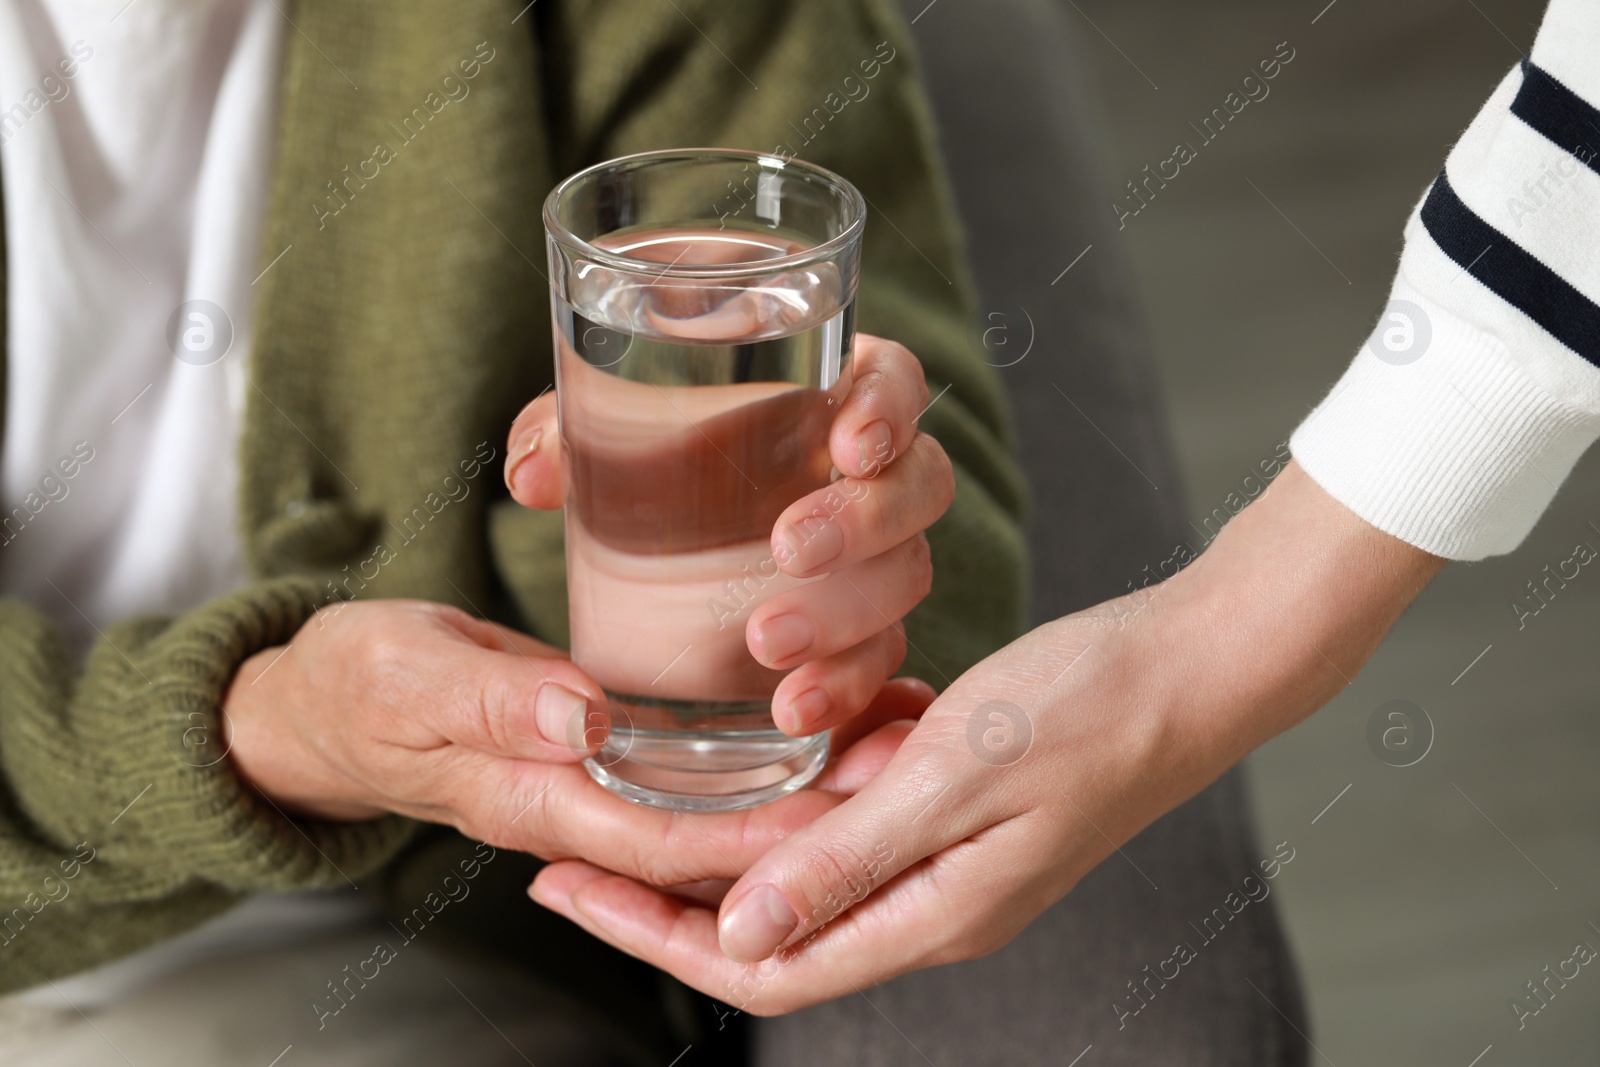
left=543, top=148, right=865, bottom=811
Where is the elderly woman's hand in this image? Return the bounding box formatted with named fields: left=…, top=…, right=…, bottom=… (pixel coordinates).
left=220, top=599, right=929, bottom=888
left=505, top=332, right=955, bottom=737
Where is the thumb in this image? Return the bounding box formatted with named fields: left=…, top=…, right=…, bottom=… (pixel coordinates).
left=505, top=390, right=563, bottom=509
left=712, top=740, right=980, bottom=963
left=435, top=631, right=610, bottom=763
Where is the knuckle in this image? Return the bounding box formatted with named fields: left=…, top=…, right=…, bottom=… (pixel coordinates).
left=883, top=624, right=909, bottom=672
left=851, top=479, right=889, bottom=543
left=915, top=434, right=957, bottom=510
left=791, top=843, right=882, bottom=936
left=473, top=670, right=519, bottom=749
left=854, top=332, right=886, bottom=359
left=935, top=450, right=956, bottom=506
left=853, top=367, right=888, bottom=407
left=868, top=339, right=925, bottom=399
left=355, top=612, right=439, bottom=676
left=638, top=812, right=703, bottom=885
left=428, top=600, right=479, bottom=633
left=635, top=851, right=681, bottom=887
left=859, top=493, right=896, bottom=548
left=496, top=775, right=562, bottom=857
left=359, top=629, right=414, bottom=677
left=905, top=533, right=934, bottom=602
left=880, top=337, right=917, bottom=371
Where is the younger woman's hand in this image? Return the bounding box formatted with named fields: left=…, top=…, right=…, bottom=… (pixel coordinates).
left=524, top=463, right=1445, bottom=1013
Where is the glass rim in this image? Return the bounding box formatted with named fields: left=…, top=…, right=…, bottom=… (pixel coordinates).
left=542, top=147, right=866, bottom=279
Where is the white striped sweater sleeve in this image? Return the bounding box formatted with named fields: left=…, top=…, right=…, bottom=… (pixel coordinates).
left=1289, top=0, right=1600, bottom=560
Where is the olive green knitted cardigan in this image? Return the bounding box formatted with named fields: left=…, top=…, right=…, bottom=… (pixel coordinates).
left=0, top=0, right=1026, bottom=998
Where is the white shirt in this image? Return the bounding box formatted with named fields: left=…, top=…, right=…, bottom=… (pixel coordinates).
left=0, top=0, right=383, bottom=1021
left=0, top=0, right=281, bottom=650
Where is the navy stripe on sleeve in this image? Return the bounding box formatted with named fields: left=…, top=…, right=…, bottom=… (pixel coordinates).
left=1419, top=169, right=1600, bottom=367
left=1511, top=60, right=1600, bottom=179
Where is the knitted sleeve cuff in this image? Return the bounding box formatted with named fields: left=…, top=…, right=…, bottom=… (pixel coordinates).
left=1292, top=18, right=1600, bottom=561
left=0, top=577, right=416, bottom=899
left=1290, top=272, right=1600, bottom=560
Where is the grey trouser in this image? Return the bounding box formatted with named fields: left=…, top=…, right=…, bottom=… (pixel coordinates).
left=755, top=770, right=1307, bottom=1066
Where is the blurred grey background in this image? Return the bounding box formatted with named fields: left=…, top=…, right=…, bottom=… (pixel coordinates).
left=1051, top=0, right=1598, bottom=1062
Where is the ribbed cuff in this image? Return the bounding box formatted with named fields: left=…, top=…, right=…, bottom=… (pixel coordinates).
left=0, top=577, right=416, bottom=898
left=1291, top=276, right=1600, bottom=560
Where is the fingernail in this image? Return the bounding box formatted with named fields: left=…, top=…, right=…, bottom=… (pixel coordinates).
left=754, top=614, right=815, bottom=665
left=784, top=688, right=831, bottom=733
left=856, top=420, right=892, bottom=475
left=720, top=885, right=798, bottom=963
left=535, top=682, right=591, bottom=751
left=773, top=532, right=796, bottom=569
left=504, top=429, right=543, bottom=494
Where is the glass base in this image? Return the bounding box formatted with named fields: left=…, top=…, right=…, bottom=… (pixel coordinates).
left=583, top=693, right=829, bottom=812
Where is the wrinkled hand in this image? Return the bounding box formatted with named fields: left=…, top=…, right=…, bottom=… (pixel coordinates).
left=223, top=598, right=934, bottom=885
left=506, top=333, right=954, bottom=736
